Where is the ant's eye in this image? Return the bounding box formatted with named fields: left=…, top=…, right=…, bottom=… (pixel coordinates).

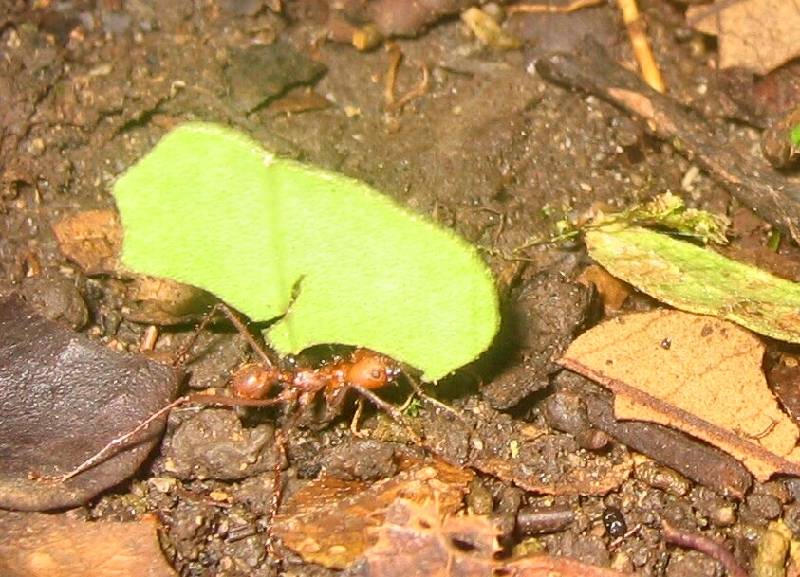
left=370, top=369, right=383, bottom=380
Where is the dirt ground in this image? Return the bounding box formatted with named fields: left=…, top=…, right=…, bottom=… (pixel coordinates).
left=3, top=1, right=800, bottom=576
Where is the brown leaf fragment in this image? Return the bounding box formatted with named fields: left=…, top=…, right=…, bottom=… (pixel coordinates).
left=0, top=512, right=176, bottom=577
left=273, top=458, right=473, bottom=569
left=0, top=294, right=179, bottom=510
left=577, top=264, right=632, bottom=313
left=503, top=554, right=633, bottom=576
left=769, top=355, right=800, bottom=424
left=355, top=498, right=499, bottom=577
left=123, top=276, right=217, bottom=325
left=52, top=209, right=122, bottom=275
left=472, top=452, right=633, bottom=497
left=560, top=309, right=800, bottom=481
left=687, top=0, right=800, bottom=75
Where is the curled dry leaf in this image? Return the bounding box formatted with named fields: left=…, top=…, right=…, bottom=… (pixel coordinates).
left=273, top=458, right=473, bottom=569
left=0, top=512, right=176, bottom=577
left=503, top=554, right=633, bottom=577
left=355, top=498, right=499, bottom=577
left=559, top=309, right=800, bottom=481
left=0, top=294, right=178, bottom=510
left=576, top=264, right=632, bottom=313
left=687, top=0, right=800, bottom=75
left=123, top=275, right=217, bottom=325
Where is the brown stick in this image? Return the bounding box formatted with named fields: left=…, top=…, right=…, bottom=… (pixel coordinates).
left=535, top=37, right=800, bottom=244
left=662, top=520, right=748, bottom=577
left=617, top=0, right=664, bottom=92
left=508, top=0, right=604, bottom=13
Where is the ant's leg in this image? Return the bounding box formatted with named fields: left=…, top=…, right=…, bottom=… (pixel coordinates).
left=266, top=425, right=288, bottom=560
left=41, top=394, right=287, bottom=483
left=173, top=302, right=228, bottom=369
left=214, top=303, right=278, bottom=368
left=349, top=397, right=366, bottom=437
left=40, top=395, right=193, bottom=482
left=397, top=391, right=417, bottom=412
left=404, top=372, right=468, bottom=424
left=350, top=385, right=422, bottom=444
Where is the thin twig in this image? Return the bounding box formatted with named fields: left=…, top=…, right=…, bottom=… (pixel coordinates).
left=617, top=0, right=665, bottom=92
left=661, top=520, right=748, bottom=577
left=508, top=0, right=604, bottom=14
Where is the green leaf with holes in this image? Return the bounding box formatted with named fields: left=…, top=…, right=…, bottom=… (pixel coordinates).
left=586, top=225, right=800, bottom=343
left=113, top=122, right=499, bottom=380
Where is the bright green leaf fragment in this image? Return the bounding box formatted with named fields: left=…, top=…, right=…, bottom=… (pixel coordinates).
left=586, top=225, right=800, bottom=343
left=791, top=124, right=800, bottom=148
left=113, top=122, right=499, bottom=381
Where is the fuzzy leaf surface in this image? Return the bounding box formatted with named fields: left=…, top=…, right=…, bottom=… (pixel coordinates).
left=114, top=123, right=499, bottom=380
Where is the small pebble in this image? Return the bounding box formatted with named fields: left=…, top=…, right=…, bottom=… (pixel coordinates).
left=602, top=506, right=627, bottom=538
left=745, top=494, right=783, bottom=521
left=635, top=461, right=691, bottom=497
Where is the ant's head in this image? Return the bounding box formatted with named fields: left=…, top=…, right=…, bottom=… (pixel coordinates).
left=345, top=349, right=400, bottom=389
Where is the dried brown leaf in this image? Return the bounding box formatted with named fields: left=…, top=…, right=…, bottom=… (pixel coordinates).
left=472, top=451, right=633, bottom=496
left=52, top=209, right=121, bottom=274
left=686, top=0, right=800, bottom=75
left=504, top=554, right=633, bottom=576
left=560, top=309, right=800, bottom=481
left=577, top=264, right=632, bottom=312
left=123, top=276, right=216, bottom=325
left=355, top=498, right=498, bottom=577
left=273, top=458, right=473, bottom=569
left=0, top=512, right=176, bottom=577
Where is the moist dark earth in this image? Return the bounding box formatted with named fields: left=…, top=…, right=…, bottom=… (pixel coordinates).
left=3, top=1, right=800, bottom=576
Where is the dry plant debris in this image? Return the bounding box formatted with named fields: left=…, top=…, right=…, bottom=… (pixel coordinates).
left=576, top=264, right=632, bottom=313
left=273, top=459, right=473, bottom=569
left=535, top=39, right=800, bottom=242
left=0, top=294, right=178, bottom=510
left=460, top=8, right=520, bottom=50
left=503, top=554, right=633, bottom=576
left=559, top=309, right=800, bottom=481
left=355, top=498, right=499, bottom=577
left=585, top=226, right=800, bottom=344
left=51, top=209, right=121, bottom=275
left=617, top=0, right=664, bottom=92
left=661, top=520, right=747, bottom=577
left=0, top=512, right=176, bottom=577
left=507, top=0, right=604, bottom=13
left=753, top=520, right=793, bottom=577
left=687, top=0, right=800, bottom=75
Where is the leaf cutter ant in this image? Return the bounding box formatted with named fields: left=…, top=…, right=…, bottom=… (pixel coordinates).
left=42, top=302, right=446, bottom=553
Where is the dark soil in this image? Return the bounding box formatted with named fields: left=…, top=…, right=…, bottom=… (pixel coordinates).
left=3, top=1, right=800, bottom=576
